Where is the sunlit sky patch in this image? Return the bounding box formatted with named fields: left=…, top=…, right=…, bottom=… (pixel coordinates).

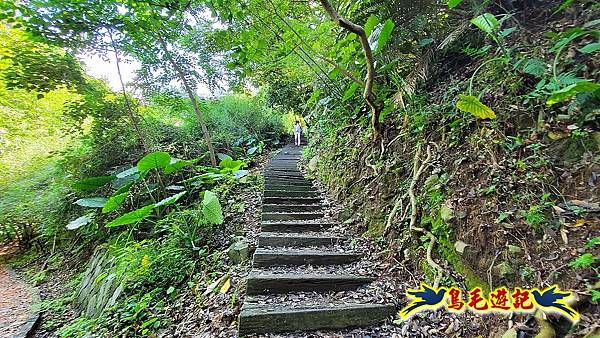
left=79, top=53, right=213, bottom=97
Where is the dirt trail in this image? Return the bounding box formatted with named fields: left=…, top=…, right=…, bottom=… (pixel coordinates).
left=0, top=245, right=38, bottom=338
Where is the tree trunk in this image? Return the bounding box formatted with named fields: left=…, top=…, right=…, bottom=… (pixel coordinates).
left=109, top=32, right=149, bottom=152
left=157, top=35, right=218, bottom=167
left=319, top=0, right=382, bottom=139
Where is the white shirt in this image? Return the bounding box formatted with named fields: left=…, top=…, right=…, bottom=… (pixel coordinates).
left=294, top=124, right=302, bottom=133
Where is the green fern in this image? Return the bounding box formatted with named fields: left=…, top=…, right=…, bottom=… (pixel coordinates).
left=569, top=253, right=596, bottom=269
left=522, top=58, right=547, bottom=77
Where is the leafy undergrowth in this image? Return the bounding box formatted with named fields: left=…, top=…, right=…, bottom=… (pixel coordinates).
left=2, top=150, right=270, bottom=337
left=305, top=1, right=600, bottom=336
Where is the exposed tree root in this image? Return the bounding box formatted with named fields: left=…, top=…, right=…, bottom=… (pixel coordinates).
left=365, top=151, right=378, bottom=175
left=385, top=143, right=446, bottom=288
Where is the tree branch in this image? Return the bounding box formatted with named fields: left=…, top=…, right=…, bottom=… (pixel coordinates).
left=250, top=13, right=345, bottom=100
left=318, top=0, right=381, bottom=138
left=264, top=0, right=364, bottom=88
left=316, top=54, right=365, bottom=87
left=109, top=30, right=149, bottom=153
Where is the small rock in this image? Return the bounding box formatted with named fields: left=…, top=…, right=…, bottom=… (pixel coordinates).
left=227, top=237, right=250, bottom=264
left=495, top=261, right=514, bottom=278
left=454, top=240, right=469, bottom=255
left=308, top=155, right=319, bottom=172
left=508, top=245, right=522, bottom=255
left=440, top=205, right=454, bottom=222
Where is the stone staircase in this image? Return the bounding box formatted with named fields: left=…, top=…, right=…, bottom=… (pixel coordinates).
left=238, top=145, right=395, bottom=336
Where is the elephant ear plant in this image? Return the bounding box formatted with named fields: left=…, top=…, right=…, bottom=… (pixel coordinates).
left=67, top=150, right=235, bottom=232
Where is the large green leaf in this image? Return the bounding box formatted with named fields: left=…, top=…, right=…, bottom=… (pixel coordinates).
left=116, top=167, right=138, bottom=178
left=547, top=81, right=600, bottom=105
left=102, top=192, right=128, bottom=213
left=368, top=19, right=395, bottom=54
left=471, top=13, right=499, bottom=35
left=456, top=95, right=497, bottom=119
left=377, top=19, right=395, bottom=53
left=164, top=158, right=192, bottom=175
left=111, top=173, right=141, bottom=191
left=448, top=0, right=464, bottom=8
left=234, top=170, right=249, bottom=179
left=364, top=15, right=379, bottom=37
left=219, top=157, right=244, bottom=171
left=202, top=190, right=223, bottom=225
left=137, top=152, right=171, bottom=171
left=186, top=172, right=225, bottom=185
left=247, top=146, right=258, bottom=155
left=155, top=191, right=187, bottom=207
left=72, top=176, right=114, bottom=191
left=66, top=215, right=93, bottom=230
left=580, top=42, right=600, bottom=54
left=74, top=197, right=107, bottom=208
left=105, top=205, right=155, bottom=228
left=217, top=153, right=231, bottom=161
left=342, top=82, right=359, bottom=102
left=306, top=90, right=321, bottom=106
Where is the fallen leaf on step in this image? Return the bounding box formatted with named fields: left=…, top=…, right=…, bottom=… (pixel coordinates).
left=203, top=275, right=226, bottom=296
left=552, top=205, right=566, bottom=214
left=220, top=278, right=231, bottom=294
left=560, top=227, right=568, bottom=245
left=567, top=219, right=588, bottom=228
left=569, top=200, right=600, bottom=211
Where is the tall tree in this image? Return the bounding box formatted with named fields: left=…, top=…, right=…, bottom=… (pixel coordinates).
left=157, top=34, right=217, bottom=166
left=114, top=0, right=219, bottom=166
left=9, top=0, right=151, bottom=149
left=9, top=0, right=221, bottom=163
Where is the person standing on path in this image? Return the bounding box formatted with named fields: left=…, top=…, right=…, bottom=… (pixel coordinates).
left=294, top=121, right=302, bottom=146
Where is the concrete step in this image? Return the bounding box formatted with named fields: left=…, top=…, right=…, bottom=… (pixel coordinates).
left=264, top=169, right=304, bottom=175
left=258, top=232, right=343, bottom=247
left=263, top=197, right=322, bottom=204
left=245, top=272, right=373, bottom=295
left=238, top=303, right=395, bottom=335
left=264, top=178, right=313, bottom=184
left=264, top=184, right=315, bottom=192
left=265, top=177, right=313, bottom=187
left=264, top=190, right=319, bottom=198
left=253, top=249, right=360, bottom=267
left=262, top=204, right=322, bottom=212
left=271, top=158, right=300, bottom=162
left=267, top=168, right=300, bottom=172
left=265, top=182, right=317, bottom=191
left=271, top=157, right=301, bottom=161
left=265, top=168, right=302, bottom=172
left=264, top=176, right=312, bottom=182
left=264, top=174, right=308, bottom=180
left=267, top=165, right=300, bottom=168
left=262, top=212, right=324, bottom=221
left=261, top=222, right=334, bottom=233
left=265, top=175, right=306, bottom=181
left=267, top=162, right=301, bottom=166
left=265, top=173, right=304, bottom=178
